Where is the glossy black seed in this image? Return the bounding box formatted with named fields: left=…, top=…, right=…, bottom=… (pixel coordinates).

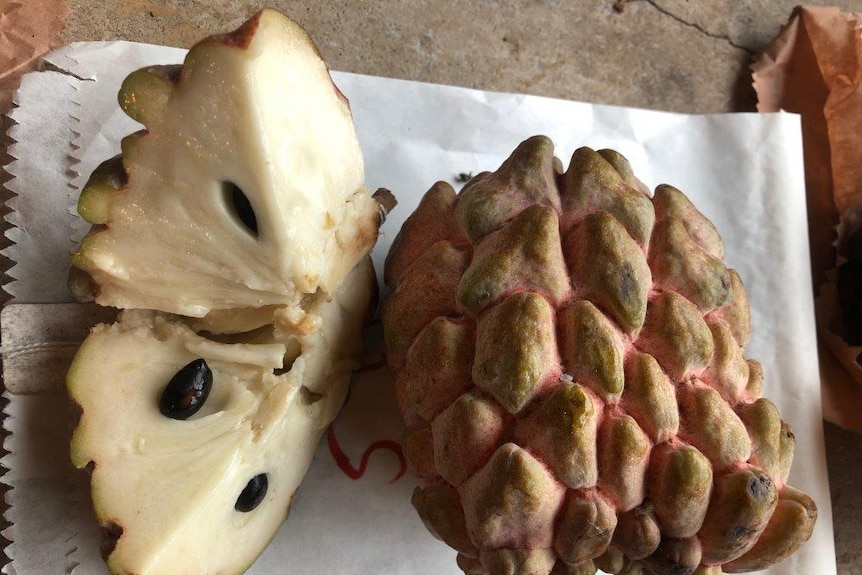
left=236, top=473, right=268, bottom=512
left=224, top=181, right=258, bottom=236
left=158, top=359, right=213, bottom=420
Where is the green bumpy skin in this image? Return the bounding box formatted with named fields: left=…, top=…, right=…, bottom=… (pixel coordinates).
left=382, top=138, right=817, bottom=575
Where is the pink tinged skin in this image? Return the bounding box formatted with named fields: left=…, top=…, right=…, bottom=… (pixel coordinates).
left=412, top=482, right=478, bottom=557
left=653, top=184, right=725, bottom=260
left=381, top=240, right=469, bottom=371
left=558, top=300, right=626, bottom=404
left=553, top=489, right=617, bottom=565
left=646, top=443, right=713, bottom=539
left=648, top=215, right=732, bottom=314
left=378, top=139, right=819, bottom=575
left=432, top=391, right=507, bottom=487
left=472, top=291, right=560, bottom=414
left=563, top=210, right=652, bottom=336
left=676, top=381, right=752, bottom=471
left=478, top=548, right=557, bottom=575
left=400, top=317, right=475, bottom=422
left=385, top=181, right=467, bottom=287
left=560, top=147, right=655, bottom=249
left=514, top=382, right=600, bottom=490
left=596, top=414, right=652, bottom=512
left=457, top=204, right=572, bottom=318
left=697, top=466, right=778, bottom=565
left=455, top=135, right=562, bottom=244
left=620, top=352, right=679, bottom=444
left=700, top=317, right=750, bottom=404
left=460, top=443, right=565, bottom=550
left=635, top=291, right=714, bottom=383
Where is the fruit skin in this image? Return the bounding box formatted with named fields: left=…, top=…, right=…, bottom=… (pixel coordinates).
left=382, top=138, right=816, bottom=575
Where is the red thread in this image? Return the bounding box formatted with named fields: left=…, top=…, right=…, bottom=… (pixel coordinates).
left=326, top=425, right=407, bottom=483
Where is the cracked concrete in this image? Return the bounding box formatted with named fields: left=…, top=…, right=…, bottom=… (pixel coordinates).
left=646, top=0, right=857, bottom=52
left=634, top=0, right=754, bottom=54
left=62, top=0, right=749, bottom=113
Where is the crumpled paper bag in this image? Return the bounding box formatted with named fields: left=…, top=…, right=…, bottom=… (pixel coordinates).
left=753, top=5, right=862, bottom=431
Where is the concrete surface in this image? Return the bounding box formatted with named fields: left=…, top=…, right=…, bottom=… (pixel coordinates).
left=17, top=0, right=862, bottom=573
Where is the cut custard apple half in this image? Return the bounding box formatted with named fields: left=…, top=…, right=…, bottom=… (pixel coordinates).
left=69, top=258, right=375, bottom=575
left=67, top=9, right=393, bottom=575
left=70, top=8, right=388, bottom=328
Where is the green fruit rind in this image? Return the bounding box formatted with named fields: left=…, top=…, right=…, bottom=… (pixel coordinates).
left=561, top=147, right=655, bottom=248
left=516, top=382, right=598, bottom=490
left=559, top=300, right=626, bottom=402
left=723, top=486, right=818, bottom=573
left=647, top=444, right=713, bottom=539
left=677, top=383, right=752, bottom=470
left=455, top=135, right=561, bottom=243
left=77, top=155, right=127, bottom=225
left=473, top=292, right=558, bottom=414
left=554, top=490, right=617, bottom=565
left=698, top=467, right=779, bottom=565
left=118, top=65, right=180, bottom=126
left=412, top=483, right=477, bottom=556
left=457, top=204, right=571, bottom=316
left=564, top=211, right=651, bottom=335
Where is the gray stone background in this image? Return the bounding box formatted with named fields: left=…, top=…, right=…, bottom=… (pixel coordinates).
left=45, top=0, right=862, bottom=572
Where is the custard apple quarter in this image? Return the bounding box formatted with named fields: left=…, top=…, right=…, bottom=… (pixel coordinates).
left=70, top=7, right=381, bottom=324
left=67, top=9, right=391, bottom=575
left=381, top=136, right=819, bottom=575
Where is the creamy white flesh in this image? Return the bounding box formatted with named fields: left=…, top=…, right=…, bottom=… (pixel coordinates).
left=74, top=9, right=378, bottom=318
left=68, top=260, right=373, bottom=575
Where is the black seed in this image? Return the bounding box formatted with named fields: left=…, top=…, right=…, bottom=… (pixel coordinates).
left=236, top=473, right=268, bottom=512
left=224, top=181, right=258, bottom=236
left=158, top=359, right=213, bottom=420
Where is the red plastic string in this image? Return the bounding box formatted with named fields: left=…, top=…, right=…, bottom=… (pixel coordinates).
left=326, top=424, right=407, bottom=483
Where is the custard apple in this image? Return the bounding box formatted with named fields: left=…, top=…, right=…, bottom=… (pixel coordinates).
left=69, top=7, right=382, bottom=330
left=68, top=9, right=390, bottom=575
left=382, top=137, right=817, bottom=575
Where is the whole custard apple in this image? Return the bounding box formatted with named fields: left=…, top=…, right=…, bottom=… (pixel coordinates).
left=381, top=137, right=817, bottom=575
left=67, top=9, right=392, bottom=575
